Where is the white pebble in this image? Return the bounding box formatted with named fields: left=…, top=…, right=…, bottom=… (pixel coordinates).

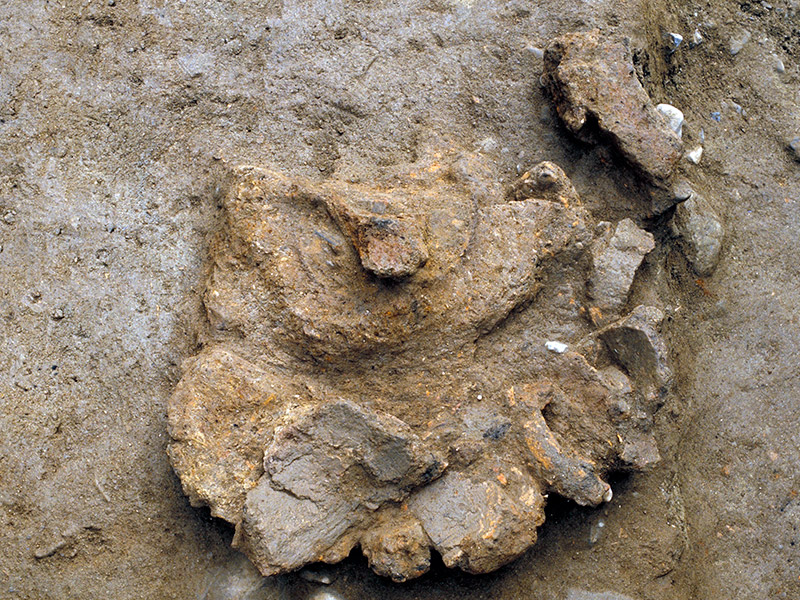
left=475, top=137, right=498, bottom=153
left=692, top=29, right=703, bottom=46
left=686, top=146, right=703, bottom=164
left=545, top=341, right=568, bottom=354
left=656, top=103, right=684, bottom=138
left=665, top=32, right=683, bottom=53
left=300, top=567, right=334, bottom=585
left=308, top=591, right=346, bottom=600
left=528, top=46, right=544, bottom=59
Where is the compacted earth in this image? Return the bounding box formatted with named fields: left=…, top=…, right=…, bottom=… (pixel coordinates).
left=1, top=1, right=798, bottom=599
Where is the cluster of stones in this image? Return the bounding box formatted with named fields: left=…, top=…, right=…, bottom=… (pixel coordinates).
left=167, top=29, right=701, bottom=582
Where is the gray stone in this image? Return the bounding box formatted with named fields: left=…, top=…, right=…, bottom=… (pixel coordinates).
left=589, top=219, right=655, bottom=325
left=299, top=566, right=336, bottom=585
left=599, top=306, right=672, bottom=402
left=671, top=193, right=723, bottom=276
left=201, top=552, right=273, bottom=600
left=788, top=136, right=800, bottom=161
left=410, top=470, right=544, bottom=574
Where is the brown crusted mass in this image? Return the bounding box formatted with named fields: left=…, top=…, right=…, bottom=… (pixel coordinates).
left=167, top=151, right=670, bottom=581
left=543, top=29, right=683, bottom=186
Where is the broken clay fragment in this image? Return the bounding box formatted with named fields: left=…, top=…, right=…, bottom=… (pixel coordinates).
left=323, top=194, right=429, bottom=279
left=589, top=219, right=655, bottom=326
left=235, top=400, right=445, bottom=576
left=509, top=161, right=581, bottom=207
left=523, top=405, right=611, bottom=506
left=543, top=29, right=683, bottom=185
left=167, top=346, right=286, bottom=524
left=599, top=305, right=673, bottom=402
left=410, top=470, right=544, bottom=574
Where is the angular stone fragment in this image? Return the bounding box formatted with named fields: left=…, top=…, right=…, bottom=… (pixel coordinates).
left=543, top=30, right=683, bottom=185
left=410, top=470, right=544, bottom=574
left=323, top=194, right=429, bottom=279
left=619, top=433, right=661, bottom=469
left=589, top=219, right=655, bottom=325
left=670, top=192, right=723, bottom=276
left=600, top=306, right=673, bottom=402
left=234, top=400, right=446, bottom=576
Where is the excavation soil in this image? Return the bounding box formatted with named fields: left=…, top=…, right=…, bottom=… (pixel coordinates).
left=1, top=1, right=799, bottom=599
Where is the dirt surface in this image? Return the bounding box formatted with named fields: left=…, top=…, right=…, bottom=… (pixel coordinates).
left=1, top=1, right=798, bottom=599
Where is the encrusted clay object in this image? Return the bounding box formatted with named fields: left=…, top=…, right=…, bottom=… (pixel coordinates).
left=543, top=29, right=683, bottom=186
left=167, top=150, right=671, bottom=581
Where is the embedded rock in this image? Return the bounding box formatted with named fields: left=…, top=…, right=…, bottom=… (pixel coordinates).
left=600, top=306, right=673, bottom=402
left=589, top=219, right=655, bottom=325
left=543, top=30, right=683, bottom=186
left=670, top=192, right=724, bottom=276
left=410, top=470, right=545, bottom=574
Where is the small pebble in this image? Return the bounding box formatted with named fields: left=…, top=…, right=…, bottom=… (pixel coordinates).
left=528, top=46, right=544, bottom=59
left=588, top=519, right=605, bottom=545
left=670, top=192, right=723, bottom=276
left=3, top=210, right=16, bottom=225
left=51, top=308, right=65, bottom=320
left=730, top=30, right=751, bottom=55
left=656, top=103, right=684, bottom=138
left=307, top=591, right=346, bottom=600
left=711, top=111, right=721, bottom=122
left=771, top=54, right=785, bottom=73
left=686, top=146, right=703, bottom=164
left=545, top=340, right=568, bottom=354
left=691, top=29, right=703, bottom=46
left=671, top=180, right=694, bottom=202
left=300, top=566, right=335, bottom=585
left=788, top=137, right=800, bottom=161
left=665, top=32, right=683, bottom=53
